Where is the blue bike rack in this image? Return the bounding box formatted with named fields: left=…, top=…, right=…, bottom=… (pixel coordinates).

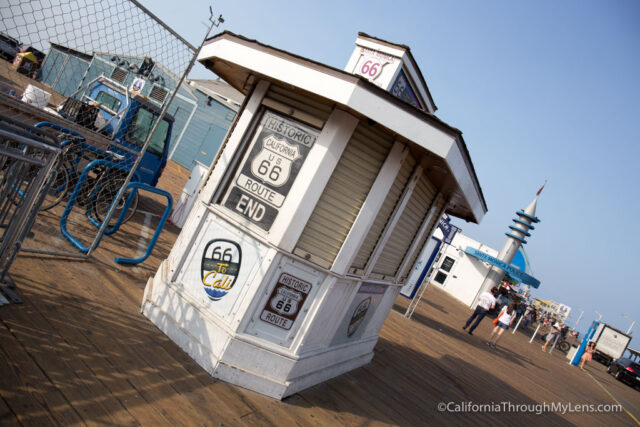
left=39, top=122, right=169, bottom=264
left=60, top=158, right=132, bottom=253
left=113, top=183, right=173, bottom=265
left=35, top=121, right=86, bottom=139
left=60, top=163, right=172, bottom=264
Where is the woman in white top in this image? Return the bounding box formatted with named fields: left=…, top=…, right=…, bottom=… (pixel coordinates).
left=487, top=302, right=518, bottom=348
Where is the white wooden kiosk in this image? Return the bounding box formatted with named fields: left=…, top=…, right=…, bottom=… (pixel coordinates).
left=142, top=32, right=487, bottom=399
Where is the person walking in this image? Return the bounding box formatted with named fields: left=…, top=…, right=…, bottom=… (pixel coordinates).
left=523, top=307, right=533, bottom=328
left=486, top=302, right=518, bottom=348
left=462, top=287, right=498, bottom=335
left=542, top=322, right=562, bottom=352
left=579, top=342, right=596, bottom=370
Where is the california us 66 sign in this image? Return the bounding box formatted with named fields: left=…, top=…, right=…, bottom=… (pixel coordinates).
left=223, top=111, right=318, bottom=231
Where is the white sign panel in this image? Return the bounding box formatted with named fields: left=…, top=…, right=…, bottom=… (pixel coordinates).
left=597, top=327, right=631, bottom=359
left=130, top=77, right=145, bottom=93
left=178, top=213, right=269, bottom=322
left=259, top=273, right=312, bottom=330
left=331, top=283, right=387, bottom=346
left=245, top=259, right=325, bottom=347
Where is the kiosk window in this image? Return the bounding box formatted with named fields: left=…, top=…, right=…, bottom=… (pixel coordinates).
left=441, top=256, right=455, bottom=272
left=434, top=271, right=448, bottom=284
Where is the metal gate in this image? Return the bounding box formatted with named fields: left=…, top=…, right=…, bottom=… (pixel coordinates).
left=0, top=114, right=60, bottom=302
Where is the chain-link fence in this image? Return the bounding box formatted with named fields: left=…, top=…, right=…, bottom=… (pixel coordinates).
left=0, top=0, right=204, bottom=261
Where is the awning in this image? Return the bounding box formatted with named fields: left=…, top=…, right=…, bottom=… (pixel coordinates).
left=17, top=52, right=38, bottom=63
left=464, top=246, right=541, bottom=288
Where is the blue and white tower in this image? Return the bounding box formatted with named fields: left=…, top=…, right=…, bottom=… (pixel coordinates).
left=474, top=185, right=544, bottom=302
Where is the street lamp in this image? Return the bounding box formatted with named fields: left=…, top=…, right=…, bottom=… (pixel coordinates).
left=622, top=314, right=635, bottom=335
left=573, top=310, right=584, bottom=330
left=595, top=311, right=602, bottom=322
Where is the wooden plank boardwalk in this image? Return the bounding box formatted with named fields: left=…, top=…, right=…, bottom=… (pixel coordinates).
left=1, top=162, right=639, bottom=426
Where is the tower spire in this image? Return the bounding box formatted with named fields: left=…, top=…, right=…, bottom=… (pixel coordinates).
left=472, top=185, right=544, bottom=306
left=536, top=180, right=547, bottom=196
left=524, top=181, right=546, bottom=218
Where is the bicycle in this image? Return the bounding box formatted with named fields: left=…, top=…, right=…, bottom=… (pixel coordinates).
left=86, top=151, right=139, bottom=226
left=7, top=120, right=141, bottom=227
left=540, top=333, right=571, bottom=352
left=20, top=138, right=138, bottom=226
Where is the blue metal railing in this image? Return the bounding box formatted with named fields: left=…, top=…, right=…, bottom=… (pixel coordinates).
left=60, top=158, right=131, bottom=252
left=60, top=160, right=172, bottom=264
left=113, top=183, right=172, bottom=265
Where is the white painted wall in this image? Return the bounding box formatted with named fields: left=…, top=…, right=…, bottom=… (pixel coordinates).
left=428, top=232, right=498, bottom=307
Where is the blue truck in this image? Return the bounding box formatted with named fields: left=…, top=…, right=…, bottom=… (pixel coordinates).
left=58, top=75, right=174, bottom=187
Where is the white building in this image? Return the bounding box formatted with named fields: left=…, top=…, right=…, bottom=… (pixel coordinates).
left=402, top=227, right=499, bottom=307
left=141, top=31, right=487, bottom=399
left=402, top=220, right=540, bottom=309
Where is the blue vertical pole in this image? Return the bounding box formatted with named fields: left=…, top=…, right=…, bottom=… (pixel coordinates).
left=571, top=321, right=599, bottom=366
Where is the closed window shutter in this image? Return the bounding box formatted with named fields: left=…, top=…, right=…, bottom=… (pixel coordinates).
left=350, top=152, right=416, bottom=272
left=372, top=173, right=437, bottom=278
left=294, top=123, right=393, bottom=268
left=399, top=195, right=446, bottom=281
left=262, top=84, right=332, bottom=128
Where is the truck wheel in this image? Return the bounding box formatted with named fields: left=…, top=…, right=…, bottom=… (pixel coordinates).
left=558, top=341, right=570, bottom=352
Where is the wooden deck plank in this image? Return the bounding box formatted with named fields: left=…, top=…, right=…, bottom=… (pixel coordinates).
left=298, top=382, right=383, bottom=426
left=47, top=259, right=259, bottom=424
left=1, top=296, right=140, bottom=426
left=6, top=266, right=184, bottom=426
left=10, top=258, right=245, bottom=426
left=0, top=394, right=20, bottom=426
left=0, top=316, right=83, bottom=425
left=129, top=341, right=255, bottom=424
left=1, top=160, right=638, bottom=426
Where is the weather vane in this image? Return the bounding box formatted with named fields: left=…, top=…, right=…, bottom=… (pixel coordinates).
left=209, top=6, right=224, bottom=27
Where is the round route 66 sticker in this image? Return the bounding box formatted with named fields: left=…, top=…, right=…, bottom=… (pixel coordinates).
left=201, top=239, right=242, bottom=301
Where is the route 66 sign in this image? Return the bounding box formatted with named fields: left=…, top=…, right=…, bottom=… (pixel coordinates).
left=355, top=48, right=396, bottom=85
left=270, top=286, right=302, bottom=316
left=201, top=239, right=242, bottom=301
left=250, top=135, right=300, bottom=187
left=260, top=273, right=312, bottom=330
left=223, top=111, right=318, bottom=231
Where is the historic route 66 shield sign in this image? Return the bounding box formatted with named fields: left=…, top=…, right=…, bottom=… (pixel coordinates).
left=260, top=273, right=312, bottom=330
left=269, top=286, right=302, bottom=316
left=250, top=135, right=300, bottom=187
left=201, top=239, right=242, bottom=301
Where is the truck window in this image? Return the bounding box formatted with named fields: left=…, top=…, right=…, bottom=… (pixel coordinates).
left=95, top=91, right=122, bottom=113
left=126, top=107, right=170, bottom=157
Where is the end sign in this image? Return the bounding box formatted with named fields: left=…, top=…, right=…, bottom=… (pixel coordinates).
left=223, top=111, right=318, bottom=231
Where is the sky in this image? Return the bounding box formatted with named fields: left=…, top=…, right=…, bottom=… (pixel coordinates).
left=140, top=0, right=640, bottom=337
